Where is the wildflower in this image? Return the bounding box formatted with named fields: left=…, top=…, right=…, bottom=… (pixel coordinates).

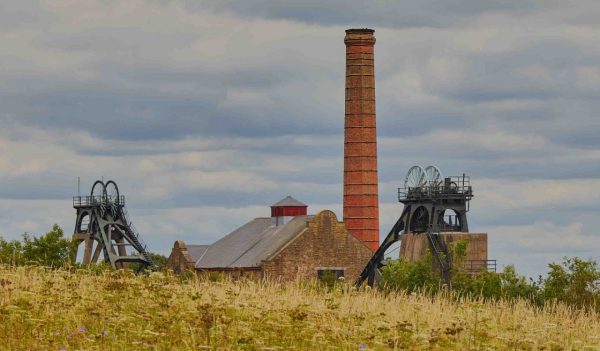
left=78, top=326, right=87, bottom=333
left=359, top=342, right=367, bottom=349
left=103, top=330, right=109, bottom=337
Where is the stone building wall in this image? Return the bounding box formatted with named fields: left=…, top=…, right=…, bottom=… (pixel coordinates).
left=197, top=268, right=262, bottom=280
left=166, top=241, right=195, bottom=274
left=399, top=232, right=488, bottom=262
left=262, top=210, right=373, bottom=282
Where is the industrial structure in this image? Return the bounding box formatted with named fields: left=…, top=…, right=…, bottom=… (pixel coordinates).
left=71, top=180, right=155, bottom=271
left=356, top=166, right=491, bottom=287
left=163, top=28, right=493, bottom=285
left=343, top=28, right=380, bottom=252
left=167, top=196, right=373, bottom=281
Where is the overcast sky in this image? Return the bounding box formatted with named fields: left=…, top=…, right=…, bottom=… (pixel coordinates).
left=1, top=0, right=599, bottom=277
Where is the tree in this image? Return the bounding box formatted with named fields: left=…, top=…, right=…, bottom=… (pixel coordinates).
left=0, top=237, right=25, bottom=265
left=543, top=257, right=600, bottom=309
left=148, top=252, right=168, bottom=271
left=0, top=224, right=72, bottom=268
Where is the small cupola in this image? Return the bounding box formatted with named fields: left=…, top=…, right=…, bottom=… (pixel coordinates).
left=270, top=196, right=307, bottom=225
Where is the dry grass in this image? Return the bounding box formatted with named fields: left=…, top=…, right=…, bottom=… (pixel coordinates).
left=1, top=265, right=600, bottom=350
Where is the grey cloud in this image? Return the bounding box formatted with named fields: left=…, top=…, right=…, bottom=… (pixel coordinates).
left=193, top=0, right=542, bottom=28
left=1, top=1, right=600, bottom=277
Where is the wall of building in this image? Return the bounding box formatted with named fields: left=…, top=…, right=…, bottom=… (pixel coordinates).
left=197, top=268, right=262, bottom=280
left=166, top=241, right=195, bottom=274
left=399, top=232, right=488, bottom=262
left=262, top=210, right=373, bottom=282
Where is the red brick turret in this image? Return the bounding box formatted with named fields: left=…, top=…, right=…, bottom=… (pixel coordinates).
left=270, top=196, right=307, bottom=217
left=343, top=28, right=379, bottom=252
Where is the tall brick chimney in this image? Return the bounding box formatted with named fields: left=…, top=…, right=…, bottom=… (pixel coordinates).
left=343, top=28, right=379, bottom=252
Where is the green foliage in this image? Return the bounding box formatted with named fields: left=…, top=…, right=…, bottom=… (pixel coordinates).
left=0, top=237, right=24, bottom=265
left=128, top=252, right=168, bottom=272
left=317, top=269, right=342, bottom=291
left=451, top=265, right=539, bottom=302
left=149, top=252, right=168, bottom=271
left=380, top=251, right=442, bottom=294
left=380, top=239, right=600, bottom=312
left=542, top=257, right=600, bottom=309
left=0, top=224, right=72, bottom=268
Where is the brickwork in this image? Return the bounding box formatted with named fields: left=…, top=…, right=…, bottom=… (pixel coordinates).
left=197, top=268, right=262, bottom=280
left=262, top=210, right=373, bottom=282
left=166, top=241, right=195, bottom=274
left=399, top=232, right=488, bottom=262
left=343, top=28, right=379, bottom=252
left=175, top=211, right=372, bottom=282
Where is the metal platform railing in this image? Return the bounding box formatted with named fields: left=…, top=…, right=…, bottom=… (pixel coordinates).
left=73, top=195, right=125, bottom=208
left=465, top=260, right=497, bottom=273
left=398, top=175, right=473, bottom=202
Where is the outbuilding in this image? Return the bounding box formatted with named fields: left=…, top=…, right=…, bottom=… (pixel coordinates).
left=166, top=196, right=373, bottom=282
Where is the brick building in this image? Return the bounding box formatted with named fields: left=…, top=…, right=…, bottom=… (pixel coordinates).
left=166, top=241, right=209, bottom=274
left=166, top=196, right=373, bottom=282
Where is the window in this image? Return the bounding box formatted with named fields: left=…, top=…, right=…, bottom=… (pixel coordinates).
left=316, top=267, right=345, bottom=280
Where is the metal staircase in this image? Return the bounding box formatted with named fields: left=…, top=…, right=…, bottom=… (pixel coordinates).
left=119, top=207, right=155, bottom=269
left=425, top=230, right=451, bottom=286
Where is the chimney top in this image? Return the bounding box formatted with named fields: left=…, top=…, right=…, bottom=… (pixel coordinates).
left=345, top=28, right=375, bottom=34
left=344, top=28, right=375, bottom=46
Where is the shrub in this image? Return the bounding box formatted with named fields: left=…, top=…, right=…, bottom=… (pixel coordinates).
left=543, top=257, right=600, bottom=309
left=0, top=224, right=72, bottom=268
left=379, top=240, right=600, bottom=312
left=129, top=252, right=168, bottom=272
left=380, top=250, right=442, bottom=294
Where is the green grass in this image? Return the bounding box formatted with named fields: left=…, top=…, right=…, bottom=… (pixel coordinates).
left=1, top=265, right=599, bottom=350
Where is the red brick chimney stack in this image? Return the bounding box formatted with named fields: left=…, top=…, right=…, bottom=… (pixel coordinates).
left=343, top=28, right=379, bottom=252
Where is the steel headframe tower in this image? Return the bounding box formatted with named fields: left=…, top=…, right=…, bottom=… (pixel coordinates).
left=355, top=166, right=473, bottom=287
left=71, top=180, right=155, bottom=271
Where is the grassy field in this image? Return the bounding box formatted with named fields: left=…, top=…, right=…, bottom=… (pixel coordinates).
left=1, top=266, right=600, bottom=350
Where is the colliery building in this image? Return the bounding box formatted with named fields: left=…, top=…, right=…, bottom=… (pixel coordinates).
left=167, top=28, right=491, bottom=284
left=166, top=196, right=373, bottom=281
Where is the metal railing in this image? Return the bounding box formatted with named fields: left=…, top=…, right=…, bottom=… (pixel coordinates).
left=465, top=260, right=497, bottom=273
left=73, top=195, right=125, bottom=207
left=398, top=175, right=473, bottom=202
left=120, top=207, right=150, bottom=259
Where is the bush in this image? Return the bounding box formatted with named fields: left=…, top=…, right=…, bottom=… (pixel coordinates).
left=543, top=257, right=600, bottom=309
left=380, top=250, right=442, bottom=294
left=379, top=239, right=600, bottom=311
left=129, top=252, right=168, bottom=272
left=0, top=224, right=72, bottom=268
left=451, top=265, right=540, bottom=302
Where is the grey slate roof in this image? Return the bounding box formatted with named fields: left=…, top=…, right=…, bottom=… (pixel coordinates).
left=195, top=215, right=313, bottom=269
left=271, top=196, right=306, bottom=207
left=186, top=245, right=209, bottom=262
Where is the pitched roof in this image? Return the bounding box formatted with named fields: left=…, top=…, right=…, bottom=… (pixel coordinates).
left=186, top=245, right=210, bottom=262
left=195, top=215, right=313, bottom=269
left=271, top=195, right=306, bottom=207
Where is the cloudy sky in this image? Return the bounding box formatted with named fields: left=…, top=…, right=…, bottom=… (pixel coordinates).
left=1, top=0, right=599, bottom=277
